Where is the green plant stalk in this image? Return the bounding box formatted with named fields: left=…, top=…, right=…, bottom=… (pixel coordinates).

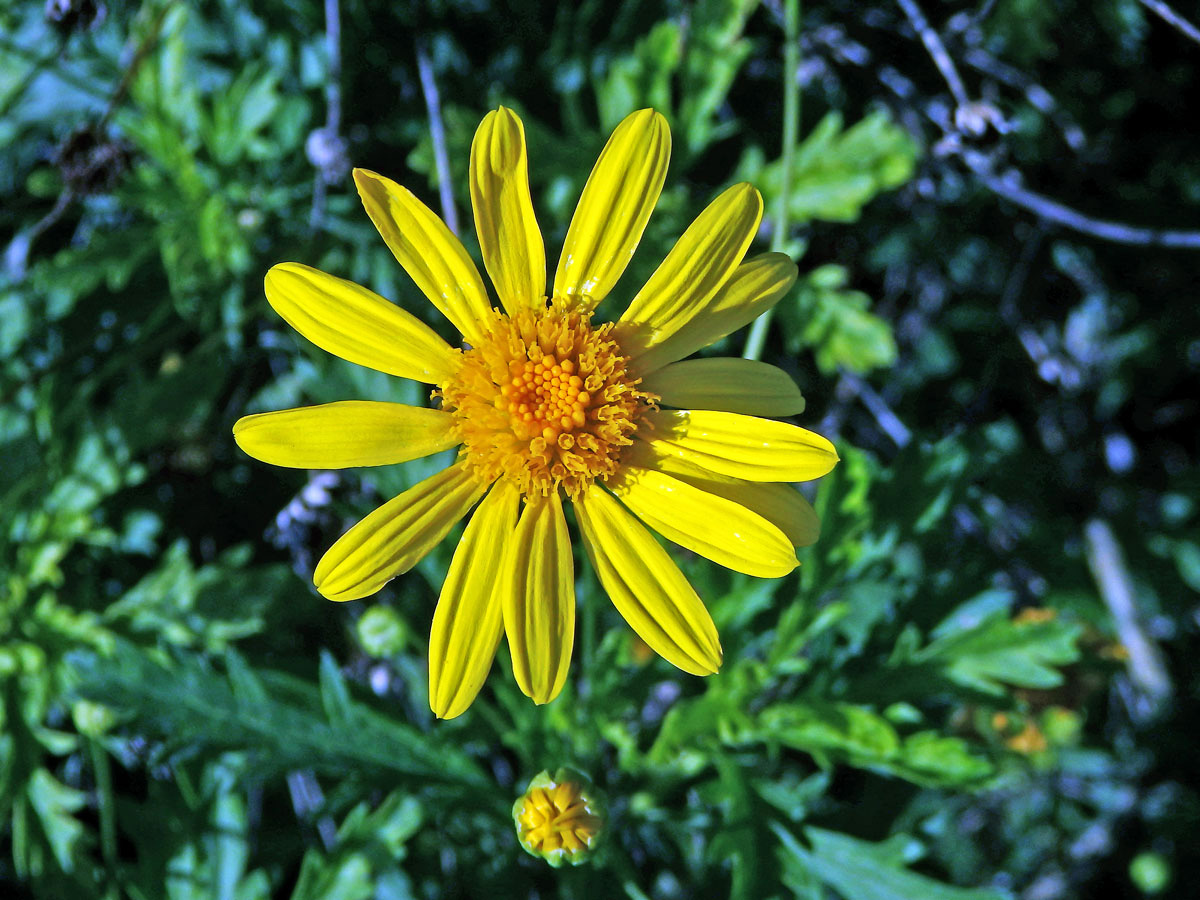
left=582, top=574, right=598, bottom=699
left=90, top=739, right=118, bottom=867
left=744, top=0, right=800, bottom=362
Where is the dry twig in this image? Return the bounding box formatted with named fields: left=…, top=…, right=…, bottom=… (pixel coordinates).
left=965, top=158, right=1200, bottom=249
left=1084, top=520, right=1172, bottom=722
left=1138, top=0, right=1200, bottom=46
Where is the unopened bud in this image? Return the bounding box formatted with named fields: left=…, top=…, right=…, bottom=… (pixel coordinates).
left=356, top=605, right=410, bottom=658
left=513, top=768, right=605, bottom=867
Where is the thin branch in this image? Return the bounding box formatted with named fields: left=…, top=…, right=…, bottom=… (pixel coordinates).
left=851, top=3, right=1200, bottom=250
left=863, top=21, right=1200, bottom=250
left=961, top=46, right=1086, bottom=151
left=415, top=41, right=459, bottom=236
left=1084, top=520, right=1172, bottom=722
left=98, top=2, right=172, bottom=129
left=5, top=190, right=74, bottom=280
left=841, top=373, right=912, bottom=448
left=1138, top=0, right=1200, bottom=46
left=309, top=0, right=344, bottom=230
left=744, top=0, right=800, bottom=361
left=994, top=224, right=1081, bottom=389
left=895, top=0, right=970, bottom=107
left=322, top=0, right=343, bottom=136
left=5, top=9, right=169, bottom=279
left=966, top=157, right=1200, bottom=248
left=286, top=770, right=337, bottom=851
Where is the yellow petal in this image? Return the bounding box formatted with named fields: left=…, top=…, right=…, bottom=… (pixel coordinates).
left=553, top=109, right=670, bottom=307
left=233, top=401, right=459, bottom=469
left=619, top=183, right=762, bottom=337
left=639, top=409, right=839, bottom=483
left=469, top=107, right=546, bottom=314
left=353, top=168, right=493, bottom=342
left=575, top=485, right=721, bottom=675
left=625, top=252, right=798, bottom=376
left=502, top=492, right=574, bottom=705
left=630, top=448, right=820, bottom=547
left=610, top=466, right=798, bottom=578
left=265, top=263, right=458, bottom=383
left=642, top=358, right=805, bottom=417
left=429, top=480, right=519, bottom=719
left=314, top=461, right=486, bottom=602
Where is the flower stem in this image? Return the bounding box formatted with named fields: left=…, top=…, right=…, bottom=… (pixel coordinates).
left=743, top=0, right=800, bottom=362
left=90, top=739, right=117, bottom=867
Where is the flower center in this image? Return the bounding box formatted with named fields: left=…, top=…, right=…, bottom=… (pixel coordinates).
left=439, top=303, right=655, bottom=499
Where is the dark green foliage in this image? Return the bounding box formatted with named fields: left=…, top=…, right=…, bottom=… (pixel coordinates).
left=2, top=0, right=1197, bottom=897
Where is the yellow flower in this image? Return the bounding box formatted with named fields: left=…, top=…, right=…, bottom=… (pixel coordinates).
left=512, top=767, right=605, bottom=867
left=233, top=107, right=839, bottom=718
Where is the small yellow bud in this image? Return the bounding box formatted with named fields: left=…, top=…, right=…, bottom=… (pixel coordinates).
left=512, top=768, right=605, bottom=867
left=1013, top=607, right=1057, bottom=626
left=1006, top=721, right=1048, bottom=755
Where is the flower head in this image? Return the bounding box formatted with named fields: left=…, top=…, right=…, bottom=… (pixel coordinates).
left=513, top=768, right=605, bottom=867
left=233, top=106, right=839, bottom=718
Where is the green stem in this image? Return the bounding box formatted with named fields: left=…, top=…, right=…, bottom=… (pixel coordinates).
left=573, top=584, right=600, bottom=755
left=90, top=739, right=118, bottom=868
left=582, top=587, right=597, bottom=698
left=743, top=0, right=801, bottom=361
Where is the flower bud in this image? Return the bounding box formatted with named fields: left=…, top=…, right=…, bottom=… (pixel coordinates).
left=512, top=768, right=605, bottom=867
left=356, top=605, right=410, bottom=658
left=72, top=699, right=116, bottom=737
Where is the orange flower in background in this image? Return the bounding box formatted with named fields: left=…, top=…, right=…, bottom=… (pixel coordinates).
left=233, top=107, right=839, bottom=718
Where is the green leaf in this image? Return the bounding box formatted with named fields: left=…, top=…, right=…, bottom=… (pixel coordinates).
left=69, top=643, right=490, bottom=788
left=785, top=265, right=897, bottom=375
left=650, top=686, right=992, bottom=788
left=104, top=540, right=279, bottom=651
left=290, top=793, right=422, bottom=900
left=763, top=702, right=993, bottom=788
left=776, top=824, right=1012, bottom=900
left=595, top=21, right=682, bottom=130
left=291, top=856, right=373, bottom=900
left=201, top=66, right=282, bottom=166
left=892, top=731, right=995, bottom=786
left=750, top=110, right=919, bottom=224
left=677, top=0, right=757, bottom=155
left=703, top=755, right=763, bottom=900
left=318, top=650, right=354, bottom=724
left=26, top=768, right=88, bottom=873
left=913, top=609, right=1083, bottom=695
left=763, top=702, right=901, bottom=764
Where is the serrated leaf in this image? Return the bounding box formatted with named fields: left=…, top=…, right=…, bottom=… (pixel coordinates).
left=764, top=702, right=993, bottom=788
left=763, top=701, right=902, bottom=763
left=290, top=793, right=422, bottom=900
left=677, top=0, right=757, bottom=154
left=753, top=109, right=919, bottom=224
left=787, top=267, right=897, bottom=375
left=776, top=824, right=1012, bottom=900
left=26, top=768, right=88, bottom=873
left=914, top=610, right=1083, bottom=695
left=69, top=643, right=489, bottom=788
left=595, top=21, right=682, bottom=130
left=319, top=650, right=353, bottom=724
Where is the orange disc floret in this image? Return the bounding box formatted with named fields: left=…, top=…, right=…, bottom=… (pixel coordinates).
left=438, top=301, right=656, bottom=498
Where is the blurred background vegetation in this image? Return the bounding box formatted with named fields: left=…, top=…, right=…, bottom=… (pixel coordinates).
left=2, top=0, right=1198, bottom=896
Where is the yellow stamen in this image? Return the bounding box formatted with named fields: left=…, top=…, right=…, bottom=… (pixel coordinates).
left=438, top=302, right=657, bottom=498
